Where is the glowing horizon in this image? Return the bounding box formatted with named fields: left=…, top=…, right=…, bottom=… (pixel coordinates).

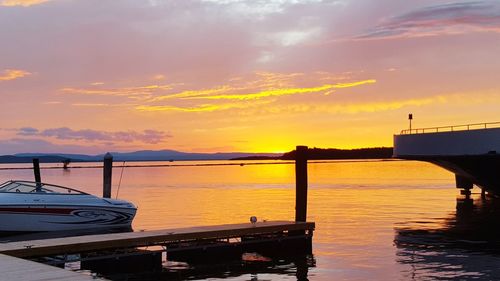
left=2, top=0, right=500, bottom=154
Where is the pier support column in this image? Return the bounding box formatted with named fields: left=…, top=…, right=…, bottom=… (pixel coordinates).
left=456, top=174, right=473, bottom=199
left=295, top=146, right=308, bottom=222
left=103, top=153, right=113, bottom=198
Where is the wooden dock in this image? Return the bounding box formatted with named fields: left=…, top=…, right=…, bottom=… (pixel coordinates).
left=0, top=254, right=105, bottom=280
left=0, top=221, right=314, bottom=258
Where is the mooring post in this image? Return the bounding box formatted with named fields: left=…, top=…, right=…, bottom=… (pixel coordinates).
left=295, top=145, right=308, bottom=222
left=32, top=158, right=42, bottom=192
left=103, top=152, right=113, bottom=198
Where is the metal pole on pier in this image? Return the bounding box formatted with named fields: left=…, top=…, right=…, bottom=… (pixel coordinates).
left=103, top=153, right=113, bottom=198
left=408, top=113, right=413, bottom=133
left=32, top=158, right=42, bottom=192
left=295, top=145, right=308, bottom=222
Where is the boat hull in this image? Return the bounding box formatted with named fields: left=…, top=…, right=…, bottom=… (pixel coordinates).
left=0, top=205, right=136, bottom=232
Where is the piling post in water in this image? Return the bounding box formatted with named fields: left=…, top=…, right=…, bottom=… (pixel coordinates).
left=32, top=158, right=42, bottom=192
left=103, top=153, right=113, bottom=198
left=295, top=145, right=308, bottom=222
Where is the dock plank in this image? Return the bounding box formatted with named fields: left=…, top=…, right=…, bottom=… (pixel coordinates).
left=0, top=221, right=314, bottom=258
left=0, top=254, right=105, bottom=281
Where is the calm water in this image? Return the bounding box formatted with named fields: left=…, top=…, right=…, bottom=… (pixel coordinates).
left=2, top=160, right=500, bottom=280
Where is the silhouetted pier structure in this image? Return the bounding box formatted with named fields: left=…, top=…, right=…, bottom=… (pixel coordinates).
left=394, top=121, right=500, bottom=196
left=0, top=146, right=315, bottom=279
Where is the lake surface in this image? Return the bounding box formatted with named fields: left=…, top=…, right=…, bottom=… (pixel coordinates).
left=2, top=160, right=500, bottom=280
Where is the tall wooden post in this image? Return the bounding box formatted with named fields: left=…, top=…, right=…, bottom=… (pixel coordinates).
left=295, top=145, right=308, bottom=222
left=32, top=158, right=42, bottom=192
left=103, top=153, right=113, bottom=198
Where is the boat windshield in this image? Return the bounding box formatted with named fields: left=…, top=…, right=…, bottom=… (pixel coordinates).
left=0, top=181, right=88, bottom=195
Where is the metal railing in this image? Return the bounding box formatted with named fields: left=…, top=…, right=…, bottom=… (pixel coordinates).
left=400, top=121, right=500, bottom=135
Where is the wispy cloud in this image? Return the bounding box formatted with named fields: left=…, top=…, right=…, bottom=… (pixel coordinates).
left=357, top=1, right=500, bottom=40
left=61, top=84, right=176, bottom=100
left=151, top=85, right=237, bottom=101
left=136, top=104, right=228, bottom=113
left=261, top=92, right=500, bottom=115
left=61, top=71, right=373, bottom=113
left=183, top=79, right=376, bottom=100
left=16, top=127, right=171, bottom=144
left=150, top=72, right=361, bottom=101
left=325, top=96, right=447, bottom=114
left=0, top=0, right=51, bottom=7
left=199, top=0, right=341, bottom=18
left=136, top=100, right=273, bottom=112
left=259, top=27, right=323, bottom=47
left=18, top=127, right=38, bottom=135
left=0, top=69, right=31, bottom=81
left=134, top=72, right=375, bottom=112
left=71, top=103, right=110, bottom=107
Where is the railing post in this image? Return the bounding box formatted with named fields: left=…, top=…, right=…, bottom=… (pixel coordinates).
left=103, top=153, right=113, bottom=198
left=295, top=146, right=308, bottom=222
left=32, top=158, right=42, bottom=192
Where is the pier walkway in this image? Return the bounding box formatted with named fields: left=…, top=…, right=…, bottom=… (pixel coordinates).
left=0, top=221, right=313, bottom=280
left=0, top=221, right=314, bottom=258
left=0, top=254, right=104, bottom=281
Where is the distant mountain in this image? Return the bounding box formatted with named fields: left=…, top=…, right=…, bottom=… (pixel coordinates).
left=0, top=147, right=395, bottom=164
left=0, top=155, right=70, bottom=164
left=97, top=150, right=281, bottom=161
left=14, top=153, right=99, bottom=162
left=0, top=150, right=281, bottom=163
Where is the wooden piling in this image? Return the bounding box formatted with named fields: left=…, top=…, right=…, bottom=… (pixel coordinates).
left=32, top=158, right=42, bottom=192
left=295, top=145, right=308, bottom=222
left=103, top=153, right=113, bottom=198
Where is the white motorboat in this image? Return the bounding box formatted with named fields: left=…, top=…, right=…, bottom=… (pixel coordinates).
left=0, top=180, right=136, bottom=233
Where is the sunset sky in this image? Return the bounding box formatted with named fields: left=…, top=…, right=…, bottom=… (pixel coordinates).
left=1, top=0, right=500, bottom=154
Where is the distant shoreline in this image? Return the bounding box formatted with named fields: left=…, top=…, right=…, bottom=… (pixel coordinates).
left=0, top=147, right=394, bottom=166
left=231, top=147, right=393, bottom=160
left=0, top=158, right=401, bottom=170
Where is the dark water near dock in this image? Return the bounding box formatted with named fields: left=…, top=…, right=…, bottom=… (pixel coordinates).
left=1, top=160, right=500, bottom=280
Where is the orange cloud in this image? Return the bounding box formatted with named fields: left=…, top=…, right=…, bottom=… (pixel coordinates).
left=136, top=100, right=273, bottom=113
left=260, top=93, right=498, bottom=115
left=0, top=69, right=31, bottom=81
left=61, top=84, right=174, bottom=99
left=61, top=72, right=376, bottom=113
left=0, top=0, right=51, bottom=7
left=71, top=103, right=109, bottom=107
left=136, top=104, right=224, bottom=112
left=186, top=79, right=376, bottom=100
left=150, top=85, right=237, bottom=101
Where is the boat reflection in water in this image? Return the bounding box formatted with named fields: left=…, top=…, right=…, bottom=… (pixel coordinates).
left=395, top=196, right=500, bottom=280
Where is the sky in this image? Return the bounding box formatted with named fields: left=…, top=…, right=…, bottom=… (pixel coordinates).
left=1, top=0, right=500, bottom=154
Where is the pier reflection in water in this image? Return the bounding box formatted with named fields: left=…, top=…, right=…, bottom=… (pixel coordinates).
left=103, top=254, right=315, bottom=281
left=395, top=196, right=500, bottom=280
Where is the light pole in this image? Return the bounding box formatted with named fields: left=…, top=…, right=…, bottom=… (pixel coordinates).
left=409, top=113, right=413, bottom=133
